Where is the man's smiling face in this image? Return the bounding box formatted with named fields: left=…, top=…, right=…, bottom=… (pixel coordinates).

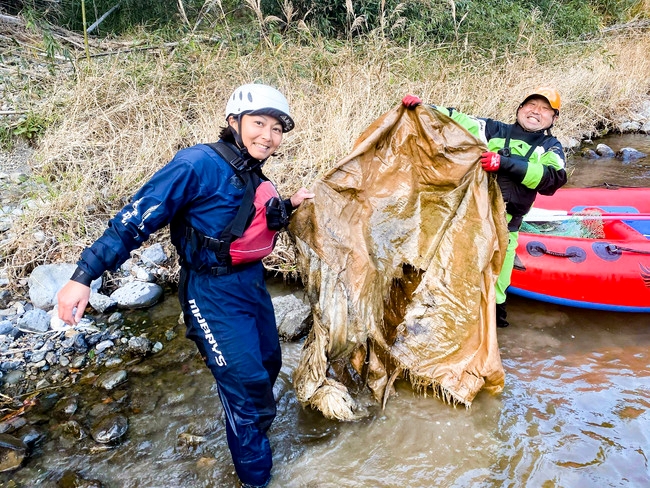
left=516, top=96, right=558, bottom=132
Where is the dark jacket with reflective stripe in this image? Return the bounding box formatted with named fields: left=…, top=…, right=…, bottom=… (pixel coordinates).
left=435, top=107, right=567, bottom=230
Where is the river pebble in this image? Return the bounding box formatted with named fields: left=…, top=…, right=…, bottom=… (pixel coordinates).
left=90, top=414, right=128, bottom=444
left=0, top=433, right=27, bottom=472
left=95, top=370, right=128, bottom=390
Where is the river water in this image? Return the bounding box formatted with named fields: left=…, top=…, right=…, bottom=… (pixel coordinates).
left=3, top=134, right=650, bottom=487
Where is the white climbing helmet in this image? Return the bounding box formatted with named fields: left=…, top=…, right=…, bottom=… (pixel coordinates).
left=225, top=83, right=294, bottom=132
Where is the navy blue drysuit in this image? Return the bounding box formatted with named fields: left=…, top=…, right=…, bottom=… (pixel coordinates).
left=73, top=142, right=282, bottom=487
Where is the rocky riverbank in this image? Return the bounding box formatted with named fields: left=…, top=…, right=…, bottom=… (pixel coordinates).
left=0, top=139, right=314, bottom=478
left=0, top=249, right=311, bottom=478
left=0, top=241, right=312, bottom=403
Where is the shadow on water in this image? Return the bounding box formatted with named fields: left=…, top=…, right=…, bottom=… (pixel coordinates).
left=2, top=134, right=650, bottom=487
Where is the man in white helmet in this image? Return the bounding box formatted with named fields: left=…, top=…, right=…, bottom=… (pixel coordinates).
left=402, top=88, right=567, bottom=328
left=57, top=83, right=314, bottom=488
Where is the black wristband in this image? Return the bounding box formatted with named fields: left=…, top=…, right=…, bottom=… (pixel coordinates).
left=70, top=266, right=94, bottom=287
left=282, top=198, right=295, bottom=217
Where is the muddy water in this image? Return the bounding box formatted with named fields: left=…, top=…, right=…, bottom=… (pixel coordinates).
left=566, top=133, right=650, bottom=187
left=3, top=134, right=650, bottom=487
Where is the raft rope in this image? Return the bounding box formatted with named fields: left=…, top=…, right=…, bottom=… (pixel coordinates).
left=534, top=247, right=579, bottom=258
left=530, top=243, right=650, bottom=258
left=589, top=182, right=648, bottom=189
left=604, top=244, right=650, bottom=255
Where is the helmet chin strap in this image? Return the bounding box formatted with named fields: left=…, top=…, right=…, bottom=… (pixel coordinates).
left=230, top=115, right=266, bottom=169
left=232, top=115, right=248, bottom=156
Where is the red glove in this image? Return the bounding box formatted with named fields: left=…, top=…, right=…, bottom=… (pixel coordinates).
left=402, top=94, right=422, bottom=109
left=480, top=151, right=501, bottom=172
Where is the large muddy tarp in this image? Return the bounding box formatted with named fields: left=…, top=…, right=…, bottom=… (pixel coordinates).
left=289, top=104, right=508, bottom=421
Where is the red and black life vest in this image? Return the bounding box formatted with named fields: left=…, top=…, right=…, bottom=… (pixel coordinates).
left=182, top=142, right=286, bottom=275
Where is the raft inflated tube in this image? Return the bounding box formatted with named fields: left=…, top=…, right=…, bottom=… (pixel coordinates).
left=509, top=287, right=650, bottom=313
left=524, top=208, right=650, bottom=222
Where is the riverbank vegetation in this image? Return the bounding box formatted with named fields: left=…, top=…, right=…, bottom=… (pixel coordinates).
left=1, top=0, right=649, bottom=287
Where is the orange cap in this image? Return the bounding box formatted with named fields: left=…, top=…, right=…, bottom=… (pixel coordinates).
left=522, top=87, right=561, bottom=112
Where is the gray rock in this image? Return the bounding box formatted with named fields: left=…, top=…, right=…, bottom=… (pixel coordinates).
left=32, top=360, right=47, bottom=370
left=0, top=433, right=27, bottom=472
left=95, top=369, right=127, bottom=390
left=110, top=281, right=163, bottom=309
left=0, top=290, right=11, bottom=309
left=581, top=149, right=599, bottom=159
left=28, top=263, right=101, bottom=311
left=104, top=357, right=123, bottom=367
left=85, top=332, right=103, bottom=347
left=127, top=336, right=152, bottom=355
left=88, top=292, right=118, bottom=314
left=141, top=243, right=168, bottom=266
left=131, top=264, right=156, bottom=282
left=70, top=355, right=86, bottom=369
left=595, top=144, right=615, bottom=157
left=273, top=294, right=312, bottom=341
left=638, top=100, right=650, bottom=119
left=53, top=397, right=78, bottom=418
left=95, top=340, right=115, bottom=353
left=16, top=309, right=50, bottom=334
left=107, top=312, right=123, bottom=324
left=619, top=121, right=641, bottom=132
left=73, top=333, right=88, bottom=354
left=19, top=426, right=45, bottom=449
left=0, top=417, right=26, bottom=435
left=616, top=147, right=647, bottom=162
left=565, top=137, right=580, bottom=149
left=13, top=302, right=25, bottom=316
left=29, top=351, right=46, bottom=363
left=91, top=413, right=128, bottom=444
left=3, top=370, right=23, bottom=385
left=0, top=320, right=14, bottom=335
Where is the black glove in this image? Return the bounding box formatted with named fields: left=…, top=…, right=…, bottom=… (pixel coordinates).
left=265, top=197, right=290, bottom=230
left=496, top=151, right=528, bottom=183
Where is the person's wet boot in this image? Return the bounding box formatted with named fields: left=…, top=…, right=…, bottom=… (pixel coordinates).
left=496, top=302, right=509, bottom=328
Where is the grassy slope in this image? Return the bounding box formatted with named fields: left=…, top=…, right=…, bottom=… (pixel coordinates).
left=3, top=22, right=650, bottom=283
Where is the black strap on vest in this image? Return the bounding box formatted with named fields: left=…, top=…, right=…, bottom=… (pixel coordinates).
left=499, top=125, right=545, bottom=160
left=183, top=142, right=260, bottom=275
left=205, top=141, right=250, bottom=174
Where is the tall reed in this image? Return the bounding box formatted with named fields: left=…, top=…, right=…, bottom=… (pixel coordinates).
left=3, top=25, right=650, bottom=282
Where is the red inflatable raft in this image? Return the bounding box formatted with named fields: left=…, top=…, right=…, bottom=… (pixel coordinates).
left=509, top=187, right=650, bottom=312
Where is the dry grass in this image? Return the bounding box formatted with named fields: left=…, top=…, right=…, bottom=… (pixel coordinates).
left=3, top=25, right=650, bottom=285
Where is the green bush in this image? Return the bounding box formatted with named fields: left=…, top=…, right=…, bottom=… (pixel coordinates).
left=0, top=112, right=49, bottom=150
left=7, top=0, right=645, bottom=51
left=261, top=0, right=641, bottom=50
left=58, top=0, right=193, bottom=34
